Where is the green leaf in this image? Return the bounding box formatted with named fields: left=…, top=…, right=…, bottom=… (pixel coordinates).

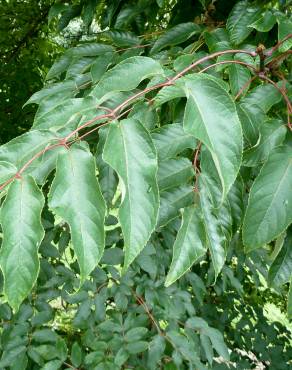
left=158, top=185, right=194, bottom=227
left=33, top=96, right=100, bottom=131
left=243, top=146, right=292, bottom=251
left=268, top=228, right=292, bottom=287
left=152, top=123, right=196, bottom=160
left=203, top=327, right=229, bottom=360
left=91, top=53, right=114, bottom=83
left=147, top=335, right=166, bottom=370
left=165, top=206, right=206, bottom=286
left=277, top=15, right=292, bottom=52
left=48, top=143, right=106, bottom=283
left=91, top=56, right=163, bottom=100
left=229, top=57, right=251, bottom=97
left=0, top=176, right=44, bottom=311
left=242, top=83, right=282, bottom=113
left=72, top=43, right=114, bottom=57
left=243, top=119, right=287, bottom=166
left=150, top=23, right=200, bottom=54
left=288, top=276, right=292, bottom=320
left=96, top=128, right=118, bottom=207
left=70, top=342, right=82, bottom=367
left=182, top=75, right=243, bottom=200
left=0, top=130, right=59, bottom=175
left=227, top=1, right=261, bottom=45
left=0, top=161, right=17, bottom=185
left=158, top=158, right=194, bottom=191
left=103, top=118, right=159, bottom=271
left=105, top=30, right=140, bottom=47
left=237, top=103, right=265, bottom=147
left=126, top=341, right=149, bottom=354
left=249, top=10, right=276, bottom=32
left=199, top=175, right=226, bottom=279
left=125, top=327, right=148, bottom=342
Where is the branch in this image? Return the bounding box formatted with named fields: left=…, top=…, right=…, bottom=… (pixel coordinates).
left=1, top=39, right=289, bottom=191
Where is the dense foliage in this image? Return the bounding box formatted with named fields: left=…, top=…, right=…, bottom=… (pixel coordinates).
left=0, top=0, right=292, bottom=369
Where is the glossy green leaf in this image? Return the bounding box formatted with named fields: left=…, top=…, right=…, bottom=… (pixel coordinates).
left=165, top=206, right=206, bottom=286
left=48, top=143, right=106, bottom=283
left=237, top=103, right=265, bottom=147
left=91, top=53, right=114, bottom=83
left=277, top=15, right=292, bottom=52
left=243, top=119, right=287, bottom=166
left=268, top=228, right=292, bottom=287
left=242, top=83, right=282, bottom=113
left=91, top=56, right=164, bottom=99
left=182, top=74, right=243, bottom=200
left=150, top=23, right=200, bottom=54
left=0, top=176, right=44, bottom=311
left=199, top=175, right=226, bottom=279
left=229, top=57, right=251, bottom=96
left=33, top=96, right=100, bottom=131
left=227, top=1, right=261, bottom=45
left=0, top=130, right=59, bottom=173
left=103, top=118, right=159, bottom=271
left=158, top=185, right=194, bottom=227
left=158, top=157, right=194, bottom=191
left=243, top=147, right=292, bottom=251
left=249, top=10, right=276, bottom=32
left=152, top=123, right=196, bottom=160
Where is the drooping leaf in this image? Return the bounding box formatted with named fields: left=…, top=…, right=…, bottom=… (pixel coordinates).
left=268, top=228, right=292, bottom=287
left=277, top=15, right=292, bottom=52
left=150, top=22, right=201, bottom=54
left=243, top=146, right=292, bottom=251
left=165, top=206, right=206, bottom=286
left=237, top=103, right=265, bottom=147
left=182, top=74, right=243, bottom=200
left=96, top=127, right=118, bottom=207
left=91, top=53, right=114, bottom=83
left=152, top=123, right=196, bottom=160
left=103, top=118, right=159, bottom=271
left=229, top=56, right=251, bottom=96
left=243, top=119, right=287, bottom=166
left=158, top=185, right=194, bottom=227
left=227, top=1, right=261, bottom=45
left=157, top=157, right=194, bottom=191
left=0, top=176, right=45, bottom=311
left=199, top=175, right=226, bottom=279
left=91, top=56, right=164, bottom=99
left=48, top=143, right=106, bottom=283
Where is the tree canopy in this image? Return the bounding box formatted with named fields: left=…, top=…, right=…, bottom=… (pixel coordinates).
left=0, top=0, right=292, bottom=369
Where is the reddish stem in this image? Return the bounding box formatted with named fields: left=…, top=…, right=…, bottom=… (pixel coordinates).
left=235, top=75, right=257, bottom=101
left=198, top=59, right=257, bottom=74
left=0, top=41, right=289, bottom=191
